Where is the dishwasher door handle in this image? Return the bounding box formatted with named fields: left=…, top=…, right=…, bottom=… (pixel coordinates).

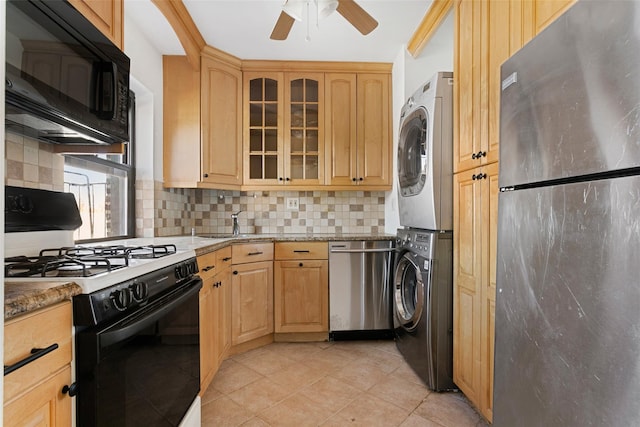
left=329, top=247, right=395, bottom=254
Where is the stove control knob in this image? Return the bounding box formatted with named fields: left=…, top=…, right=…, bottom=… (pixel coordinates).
left=110, top=288, right=131, bottom=311
left=130, top=282, right=148, bottom=303
left=186, top=260, right=198, bottom=275
left=175, top=264, right=187, bottom=280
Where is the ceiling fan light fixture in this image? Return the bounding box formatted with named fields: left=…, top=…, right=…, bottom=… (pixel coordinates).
left=282, top=0, right=305, bottom=21
left=317, top=0, right=338, bottom=19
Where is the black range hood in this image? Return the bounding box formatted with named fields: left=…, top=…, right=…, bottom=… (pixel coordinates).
left=5, top=186, right=82, bottom=232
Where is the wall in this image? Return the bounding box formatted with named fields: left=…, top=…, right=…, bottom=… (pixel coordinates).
left=404, top=10, right=455, bottom=100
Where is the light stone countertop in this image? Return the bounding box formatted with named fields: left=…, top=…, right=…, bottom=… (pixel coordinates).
left=4, top=233, right=396, bottom=320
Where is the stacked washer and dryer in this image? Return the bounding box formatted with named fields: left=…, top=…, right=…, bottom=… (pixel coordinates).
left=394, top=72, right=455, bottom=391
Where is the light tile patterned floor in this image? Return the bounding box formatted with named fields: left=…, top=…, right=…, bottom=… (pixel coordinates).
left=201, top=340, right=489, bottom=426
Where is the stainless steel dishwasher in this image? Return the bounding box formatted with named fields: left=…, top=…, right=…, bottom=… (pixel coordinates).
left=328, top=240, right=395, bottom=340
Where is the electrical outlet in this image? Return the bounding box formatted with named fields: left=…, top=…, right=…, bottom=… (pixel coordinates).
left=286, top=197, right=299, bottom=210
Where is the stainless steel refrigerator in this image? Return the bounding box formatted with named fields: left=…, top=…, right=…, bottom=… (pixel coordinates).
left=494, top=1, right=640, bottom=425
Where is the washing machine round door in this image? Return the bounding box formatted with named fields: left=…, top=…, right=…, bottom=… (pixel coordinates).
left=394, top=252, right=425, bottom=331
left=397, top=108, right=428, bottom=197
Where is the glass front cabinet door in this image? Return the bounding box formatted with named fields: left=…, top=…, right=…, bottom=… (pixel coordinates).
left=244, top=72, right=324, bottom=187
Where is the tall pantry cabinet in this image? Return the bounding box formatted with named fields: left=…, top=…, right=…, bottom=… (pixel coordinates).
left=452, top=0, right=574, bottom=422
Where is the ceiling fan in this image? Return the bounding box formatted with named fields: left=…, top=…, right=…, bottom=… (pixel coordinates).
left=270, top=0, right=379, bottom=41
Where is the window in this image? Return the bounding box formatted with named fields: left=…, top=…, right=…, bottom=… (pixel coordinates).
left=64, top=92, right=136, bottom=242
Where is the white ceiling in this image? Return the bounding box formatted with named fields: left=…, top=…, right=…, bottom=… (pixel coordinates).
left=126, top=0, right=434, bottom=62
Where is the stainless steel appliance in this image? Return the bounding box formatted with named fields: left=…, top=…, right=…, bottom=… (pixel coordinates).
left=495, top=2, right=640, bottom=425
left=393, top=228, right=454, bottom=391
left=397, top=72, right=453, bottom=231
left=4, top=186, right=202, bottom=426
left=328, top=240, right=395, bottom=340
left=5, top=0, right=130, bottom=145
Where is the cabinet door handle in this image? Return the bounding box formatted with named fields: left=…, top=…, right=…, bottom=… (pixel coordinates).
left=247, top=251, right=263, bottom=256
left=62, top=383, right=78, bottom=397
left=202, top=265, right=215, bottom=272
left=4, top=343, right=59, bottom=376
left=222, top=257, right=232, bottom=262
left=293, top=250, right=310, bottom=253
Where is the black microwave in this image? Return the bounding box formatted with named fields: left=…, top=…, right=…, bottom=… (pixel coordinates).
left=5, top=0, right=130, bottom=145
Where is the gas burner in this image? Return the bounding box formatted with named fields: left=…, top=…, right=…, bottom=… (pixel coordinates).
left=4, top=254, right=129, bottom=278
left=125, top=244, right=177, bottom=259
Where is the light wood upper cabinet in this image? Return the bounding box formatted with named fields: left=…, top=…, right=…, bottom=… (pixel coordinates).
left=532, top=0, right=576, bottom=35
left=163, top=48, right=243, bottom=189
left=201, top=54, right=243, bottom=186
left=325, top=73, right=391, bottom=189
left=68, top=0, right=123, bottom=49
left=243, top=72, right=324, bottom=187
left=243, top=72, right=284, bottom=186
left=4, top=302, right=73, bottom=427
left=285, top=73, right=325, bottom=186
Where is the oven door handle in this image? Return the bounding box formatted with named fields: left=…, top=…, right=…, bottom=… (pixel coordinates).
left=99, top=278, right=202, bottom=348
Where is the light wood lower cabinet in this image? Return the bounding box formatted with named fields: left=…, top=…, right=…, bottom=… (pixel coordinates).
left=274, top=242, right=328, bottom=334
left=4, top=301, right=73, bottom=427
left=453, top=162, right=499, bottom=421
left=231, top=243, right=274, bottom=346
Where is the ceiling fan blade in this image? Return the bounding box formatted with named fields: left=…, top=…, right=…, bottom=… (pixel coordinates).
left=336, top=0, right=378, bottom=35
left=270, top=11, right=296, bottom=40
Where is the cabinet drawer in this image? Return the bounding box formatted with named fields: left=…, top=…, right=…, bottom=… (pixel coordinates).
left=4, top=301, right=72, bottom=403
left=197, top=251, right=219, bottom=281
left=275, top=242, right=328, bottom=260
left=232, top=243, right=273, bottom=264
left=216, top=246, right=233, bottom=270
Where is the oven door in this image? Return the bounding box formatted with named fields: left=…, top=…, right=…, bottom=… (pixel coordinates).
left=76, top=277, right=202, bottom=426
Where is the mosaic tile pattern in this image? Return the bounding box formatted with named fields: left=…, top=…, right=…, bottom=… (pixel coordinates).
left=4, top=132, right=65, bottom=191
left=3, top=135, right=386, bottom=238
left=136, top=180, right=386, bottom=238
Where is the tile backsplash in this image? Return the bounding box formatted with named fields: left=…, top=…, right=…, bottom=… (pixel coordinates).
left=137, top=180, right=386, bottom=237
left=5, top=132, right=65, bottom=191
left=4, top=131, right=386, bottom=237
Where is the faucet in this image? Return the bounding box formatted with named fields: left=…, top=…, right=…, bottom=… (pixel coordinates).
left=231, top=211, right=242, bottom=236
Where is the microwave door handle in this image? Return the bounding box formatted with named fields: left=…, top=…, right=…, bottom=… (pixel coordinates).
left=93, top=61, right=117, bottom=120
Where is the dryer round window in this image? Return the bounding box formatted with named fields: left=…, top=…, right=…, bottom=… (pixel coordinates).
left=398, top=108, right=429, bottom=197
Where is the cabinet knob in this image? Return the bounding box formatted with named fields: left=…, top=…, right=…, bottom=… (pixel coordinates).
left=62, top=383, right=78, bottom=397
left=203, top=173, right=209, bottom=178
left=352, top=178, right=357, bottom=182
left=359, top=177, right=363, bottom=181
left=233, top=270, right=238, bottom=275
left=279, top=177, right=284, bottom=181
left=286, top=177, right=290, bottom=181
left=299, top=262, right=303, bottom=267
